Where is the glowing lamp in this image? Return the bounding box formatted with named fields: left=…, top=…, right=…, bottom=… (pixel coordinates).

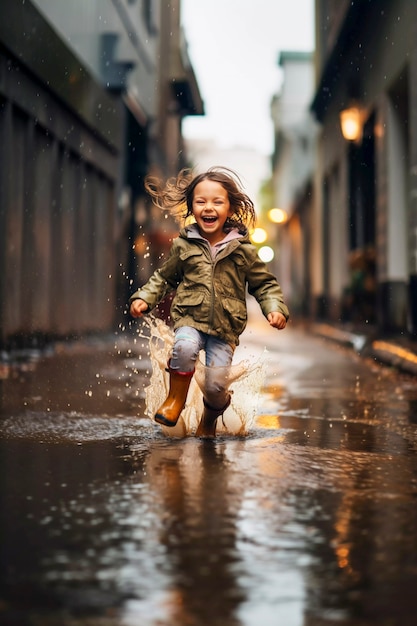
left=339, top=105, right=363, bottom=142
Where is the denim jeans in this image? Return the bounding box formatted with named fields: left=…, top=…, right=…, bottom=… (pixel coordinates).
left=170, top=326, right=234, bottom=408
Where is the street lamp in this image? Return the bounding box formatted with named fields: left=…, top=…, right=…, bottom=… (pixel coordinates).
left=339, top=103, right=364, bottom=143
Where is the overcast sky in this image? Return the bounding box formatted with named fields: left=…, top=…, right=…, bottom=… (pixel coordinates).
left=181, top=0, right=315, bottom=156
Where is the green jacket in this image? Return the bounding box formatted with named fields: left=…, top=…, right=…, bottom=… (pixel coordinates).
left=129, top=226, right=289, bottom=347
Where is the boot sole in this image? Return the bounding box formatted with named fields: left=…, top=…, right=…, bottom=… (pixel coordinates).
left=154, top=413, right=178, bottom=427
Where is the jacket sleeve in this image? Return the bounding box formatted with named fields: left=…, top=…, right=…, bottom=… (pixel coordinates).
left=246, top=252, right=290, bottom=320
left=129, top=241, right=182, bottom=309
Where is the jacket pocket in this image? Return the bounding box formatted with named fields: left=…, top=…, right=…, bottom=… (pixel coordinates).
left=171, top=289, right=208, bottom=322
left=221, top=296, right=247, bottom=336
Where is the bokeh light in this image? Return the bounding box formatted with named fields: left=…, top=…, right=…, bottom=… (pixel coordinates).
left=268, top=208, right=288, bottom=224
left=258, top=246, right=274, bottom=263
left=251, top=227, right=268, bottom=244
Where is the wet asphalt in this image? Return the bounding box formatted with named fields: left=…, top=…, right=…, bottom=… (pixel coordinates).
left=0, top=307, right=417, bottom=626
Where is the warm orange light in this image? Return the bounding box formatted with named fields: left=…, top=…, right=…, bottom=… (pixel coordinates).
left=251, top=227, right=267, bottom=244
left=268, top=208, right=287, bottom=224
left=340, top=106, right=363, bottom=142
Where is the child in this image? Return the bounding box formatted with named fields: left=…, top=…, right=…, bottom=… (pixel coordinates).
left=129, top=167, right=289, bottom=437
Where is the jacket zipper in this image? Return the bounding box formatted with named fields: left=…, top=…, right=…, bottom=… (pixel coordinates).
left=196, top=238, right=241, bottom=331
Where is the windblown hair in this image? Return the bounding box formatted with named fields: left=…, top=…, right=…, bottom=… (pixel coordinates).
left=144, top=167, right=256, bottom=232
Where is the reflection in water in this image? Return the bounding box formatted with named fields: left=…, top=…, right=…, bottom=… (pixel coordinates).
left=1, top=324, right=417, bottom=624
left=408, top=399, right=417, bottom=424
left=128, top=440, right=245, bottom=626
left=0, top=434, right=249, bottom=624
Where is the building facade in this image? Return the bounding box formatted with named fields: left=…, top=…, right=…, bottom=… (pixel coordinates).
left=0, top=0, right=203, bottom=349
left=311, top=0, right=417, bottom=335
left=270, top=51, right=317, bottom=316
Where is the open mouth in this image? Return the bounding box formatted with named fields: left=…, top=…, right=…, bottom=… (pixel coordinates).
left=202, top=216, right=217, bottom=224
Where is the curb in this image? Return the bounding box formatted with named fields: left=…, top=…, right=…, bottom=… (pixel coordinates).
left=312, top=323, right=417, bottom=376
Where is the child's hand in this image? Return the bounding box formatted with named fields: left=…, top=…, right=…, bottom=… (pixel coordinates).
left=130, top=299, right=149, bottom=318
left=267, top=311, right=287, bottom=330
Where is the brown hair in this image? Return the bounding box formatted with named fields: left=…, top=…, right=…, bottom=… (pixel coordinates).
left=145, top=167, right=256, bottom=232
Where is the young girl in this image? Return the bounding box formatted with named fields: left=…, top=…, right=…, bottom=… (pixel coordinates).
left=129, top=167, right=289, bottom=437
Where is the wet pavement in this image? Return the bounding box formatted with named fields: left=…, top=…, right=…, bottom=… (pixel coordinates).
left=1, top=308, right=417, bottom=626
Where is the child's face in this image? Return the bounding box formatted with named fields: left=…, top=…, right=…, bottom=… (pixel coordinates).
left=192, top=180, right=233, bottom=244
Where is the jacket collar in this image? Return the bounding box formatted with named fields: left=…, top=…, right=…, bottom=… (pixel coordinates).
left=180, top=223, right=250, bottom=246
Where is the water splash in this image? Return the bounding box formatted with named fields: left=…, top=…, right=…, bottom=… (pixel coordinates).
left=138, top=316, right=268, bottom=438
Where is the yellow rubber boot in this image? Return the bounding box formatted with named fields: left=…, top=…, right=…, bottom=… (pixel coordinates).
left=154, top=367, right=194, bottom=427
